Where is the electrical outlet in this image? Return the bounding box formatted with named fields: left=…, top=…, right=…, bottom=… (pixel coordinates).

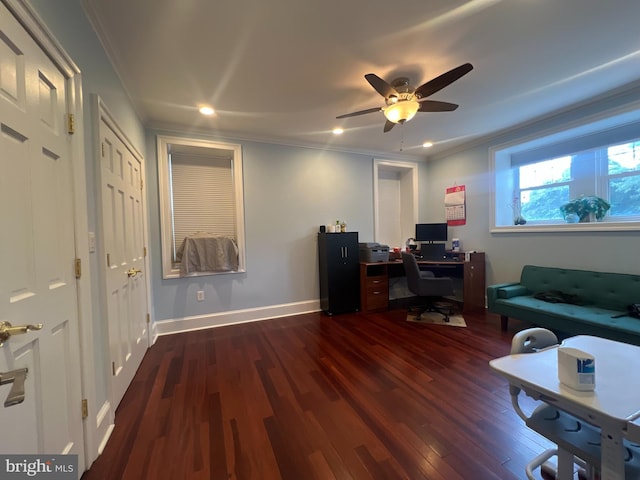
left=196, top=290, right=205, bottom=301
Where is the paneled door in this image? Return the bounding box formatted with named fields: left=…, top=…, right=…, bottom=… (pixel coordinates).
left=0, top=0, right=85, bottom=469
left=97, top=100, right=150, bottom=408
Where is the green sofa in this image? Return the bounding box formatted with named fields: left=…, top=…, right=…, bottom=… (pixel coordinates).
left=487, top=265, right=640, bottom=345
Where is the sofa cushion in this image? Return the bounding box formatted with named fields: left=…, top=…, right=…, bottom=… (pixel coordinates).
left=520, top=265, right=640, bottom=311
left=495, top=295, right=640, bottom=336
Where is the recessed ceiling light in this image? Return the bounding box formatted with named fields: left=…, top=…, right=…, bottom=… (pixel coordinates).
left=332, top=128, right=344, bottom=135
left=423, top=142, right=433, bottom=148
left=199, top=106, right=215, bottom=116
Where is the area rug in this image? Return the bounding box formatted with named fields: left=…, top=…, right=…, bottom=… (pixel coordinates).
left=406, top=311, right=467, bottom=327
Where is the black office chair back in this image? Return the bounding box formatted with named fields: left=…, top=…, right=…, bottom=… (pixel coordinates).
left=401, top=252, right=422, bottom=295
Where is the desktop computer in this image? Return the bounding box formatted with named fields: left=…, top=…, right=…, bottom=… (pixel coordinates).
left=419, top=243, right=447, bottom=261
left=415, top=222, right=450, bottom=261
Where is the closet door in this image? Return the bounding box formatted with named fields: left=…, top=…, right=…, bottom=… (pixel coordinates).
left=0, top=2, right=84, bottom=466
left=97, top=100, right=150, bottom=409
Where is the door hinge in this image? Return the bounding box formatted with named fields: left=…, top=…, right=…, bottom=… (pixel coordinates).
left=112, top=362, right=116, bottom=376
left=140, top=179, right=144, bottom=190
left=81, top=399, right=88, bottom=419
left=146, top=313, right=150, bottom=324
left=143, top=246, right=147, bottom=257
left=67, top=113, right=75, bottom=134
left=74, top=258, right=82, bottom=279
left=101, top=142, right=105, bottom=157
left=106, top=253, right=111, bottom=267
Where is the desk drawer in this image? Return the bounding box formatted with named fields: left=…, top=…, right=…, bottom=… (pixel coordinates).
left=359, top=262, right=389, bottom=312
left=365, top=275, right=387, bottom=289
left=365, top=287, right=388, bottom=310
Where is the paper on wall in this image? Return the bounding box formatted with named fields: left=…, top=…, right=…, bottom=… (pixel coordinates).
left=445, top=185, right=466, bottom=226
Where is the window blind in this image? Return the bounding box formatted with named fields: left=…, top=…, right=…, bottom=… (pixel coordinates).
left=170, top=153, right=236, bottom=256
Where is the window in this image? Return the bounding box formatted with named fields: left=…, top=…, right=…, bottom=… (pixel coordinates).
left=491, top=106, right=640, bottom=231
left=170, top=149, right=236, bottom=254
left=607, top=142, right=640, bottom=216
left=518, top=156, right=571, bottom=223
left=157, top=136, right=245, bottom=278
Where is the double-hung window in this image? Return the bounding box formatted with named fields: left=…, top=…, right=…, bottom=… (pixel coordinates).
left=157, top=135, right=246, bottom=278
left=492, top=106, right=640, bottom=230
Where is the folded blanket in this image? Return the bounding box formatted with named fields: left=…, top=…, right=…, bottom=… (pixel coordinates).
left=534, top=290, right=584, bottom=305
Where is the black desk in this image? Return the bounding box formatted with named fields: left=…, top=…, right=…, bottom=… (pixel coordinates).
left=359, top=252, right=485, bottom=313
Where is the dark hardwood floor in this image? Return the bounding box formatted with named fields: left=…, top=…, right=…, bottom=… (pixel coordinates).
left=81, top=309, right=555, bottom=480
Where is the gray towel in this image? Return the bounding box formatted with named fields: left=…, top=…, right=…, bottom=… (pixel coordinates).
left=177, top=233, right=239, bottom=275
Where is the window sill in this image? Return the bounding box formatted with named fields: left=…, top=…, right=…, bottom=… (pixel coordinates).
left=491, top=221, right=640, bottom=234
left=164, top=266, right=246, bottom=279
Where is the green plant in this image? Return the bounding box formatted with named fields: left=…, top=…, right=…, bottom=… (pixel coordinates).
left=560, top=195, right=611, bottom=222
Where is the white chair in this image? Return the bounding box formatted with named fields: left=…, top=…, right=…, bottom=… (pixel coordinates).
left=509, top=328, right=598, bottom=480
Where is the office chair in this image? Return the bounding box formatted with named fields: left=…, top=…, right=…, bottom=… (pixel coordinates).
left=401, top=252, right=455, bottom=322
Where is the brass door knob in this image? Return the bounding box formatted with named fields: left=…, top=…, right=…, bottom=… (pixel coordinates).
left=0, top=322, right=43, bottom=347
left=126, top=268, right=142, bottom=277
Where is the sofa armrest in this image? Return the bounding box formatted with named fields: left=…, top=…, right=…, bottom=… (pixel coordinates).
left=497, top=284, right=530, bottom=299
left=487, top=282, right=528, bottom=308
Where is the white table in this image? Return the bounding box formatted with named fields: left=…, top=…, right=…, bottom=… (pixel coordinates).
left=490, top=335, right=640, bottom=480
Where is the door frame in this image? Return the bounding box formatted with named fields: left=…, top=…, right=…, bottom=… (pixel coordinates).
left=3, top=0, right=98, bottom=469
left=373, top=159, right=418, bottom=247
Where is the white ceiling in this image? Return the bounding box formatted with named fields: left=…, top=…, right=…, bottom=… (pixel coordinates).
left=82, top=0, right=640, bottom=159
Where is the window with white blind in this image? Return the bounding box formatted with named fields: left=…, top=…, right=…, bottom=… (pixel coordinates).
left=157, top=136, right=245, bottom=278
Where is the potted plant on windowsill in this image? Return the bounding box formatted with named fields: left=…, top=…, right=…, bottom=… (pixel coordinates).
left=560, top=195, right=610, bottom=223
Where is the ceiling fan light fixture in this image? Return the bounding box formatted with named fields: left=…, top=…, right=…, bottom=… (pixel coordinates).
left=384, top=100, right=419, bottom=124
left=199, top=105, right=215, bottom=116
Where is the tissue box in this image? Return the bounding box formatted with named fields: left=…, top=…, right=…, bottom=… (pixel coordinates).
left=557, top=347, right=595, bottom=391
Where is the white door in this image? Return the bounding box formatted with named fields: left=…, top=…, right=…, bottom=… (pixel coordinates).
left=0, top=0, right=85, bottom=468
left=97, top=103, right=149, bottom=407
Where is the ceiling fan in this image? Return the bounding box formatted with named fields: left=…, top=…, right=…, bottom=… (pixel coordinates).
left=336, top=63, right=473, bottom=132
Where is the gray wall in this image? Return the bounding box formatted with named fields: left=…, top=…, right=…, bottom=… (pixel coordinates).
left=146, top=131, right=390, bottom=321
left=425, top=87, right=640, bottom=285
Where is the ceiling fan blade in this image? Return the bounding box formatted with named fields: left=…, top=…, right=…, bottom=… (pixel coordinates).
left=383, top=120, right=395, bottom=133
left=415, top=63, right=473, bottom=99
left=365, top=73, right=398, bottom=99
left=336, top=107, right=382, bottom=119
left=418, top=100, right=459, bottom=112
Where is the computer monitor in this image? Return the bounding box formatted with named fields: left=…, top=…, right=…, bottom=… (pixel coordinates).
left=415, top=223, right=448, bottom=243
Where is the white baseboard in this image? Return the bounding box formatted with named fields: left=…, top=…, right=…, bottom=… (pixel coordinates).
left=149, top=321, right=159, bottom=346
left=154, top=300, right=321, bottom=336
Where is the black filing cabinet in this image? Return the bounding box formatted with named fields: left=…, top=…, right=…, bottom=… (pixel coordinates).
left=318, top=232, right=360, bottom=315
